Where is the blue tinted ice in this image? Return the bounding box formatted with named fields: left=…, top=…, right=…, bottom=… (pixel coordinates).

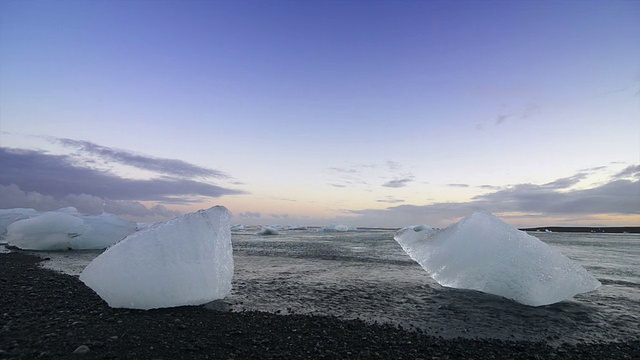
left=394, top=212, right=601, bottom=306
left=80, top=206, right=233, bottom=310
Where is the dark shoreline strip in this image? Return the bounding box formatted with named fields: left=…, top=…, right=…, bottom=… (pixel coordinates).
left=1, top=252, right=638, bottom=359
left=520, top=226, right=640, bottom=234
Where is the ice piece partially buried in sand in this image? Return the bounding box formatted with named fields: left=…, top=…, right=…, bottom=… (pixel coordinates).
left=80, top=206, right=233, bottom=310
left=394, top=212, right=601, bottom=306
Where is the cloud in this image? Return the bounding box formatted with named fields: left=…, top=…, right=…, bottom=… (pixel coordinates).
left=479, top=184, right=501, bottom=190
left=238, top=211, right=261, bottom=218
left=540, top=173, right=587, bottom=190
left=495, top=114, right=510, bottom=125
left=474, top=179, right=639, bottom=215
left=614, top=165, right=640, bottom=179
left=383, top=178, right=413, bottom=188
left=376, top=197, right=404, bottom=204
left=386, top=160, right=401, bottom=170
left=0, top=147, right=244, bottom=202
left=328, top=167, right=359, bottom=174
left=344, top=166, right=639, bottom=227
left=0, top=184, right=181, bottom=219
left=447, top=183, right=470, bottom=188
left=52, top=137, right=229, bottom=179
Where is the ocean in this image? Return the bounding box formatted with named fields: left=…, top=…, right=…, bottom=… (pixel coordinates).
left=31, top=228, right=640, bottom=346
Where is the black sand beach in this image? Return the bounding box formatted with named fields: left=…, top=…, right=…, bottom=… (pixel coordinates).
left=1, top=252, right=638, bottom=359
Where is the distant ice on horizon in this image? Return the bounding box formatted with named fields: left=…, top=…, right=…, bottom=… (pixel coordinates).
left=394, top=212, right=601, bottom=306
left=318, top=224, right=357, bottom=233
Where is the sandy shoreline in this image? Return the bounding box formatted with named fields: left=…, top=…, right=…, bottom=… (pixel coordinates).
left=1, top=252, right=638, bottom=359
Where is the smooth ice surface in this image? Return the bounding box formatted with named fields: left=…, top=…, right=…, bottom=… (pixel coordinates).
left=0, top=208, right=39, bottom=242
left=78, top=214, right=137, bottom=249
left=394, top=212, right=601, bottom=306
left=6, top=212, right=90, bottom=250
left=80, top=206, right=233, bottom=310
left=4, top=208, right=137, bottom=250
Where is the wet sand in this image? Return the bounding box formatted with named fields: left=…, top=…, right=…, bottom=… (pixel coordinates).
left=1, top=252, right=638, bottom=359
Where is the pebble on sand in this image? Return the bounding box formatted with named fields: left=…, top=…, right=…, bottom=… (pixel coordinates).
left=73, top=345, right=90, bottom=355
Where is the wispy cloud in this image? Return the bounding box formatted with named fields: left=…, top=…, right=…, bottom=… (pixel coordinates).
left=386, top=160, right=401, bottom=170
left=447, top=183, right=470, bottom=188
left=52, top=137, right=230, bottom=179
left=615, top=165, right=640, bottom=179
left=0, top=148, right=243, bottom=202
left=540, top=173, right=588, bottom=190
left=479, top=184, right=502, bottom=190
left=376, top=197, right=404, bottom=204
left=238, top=211, right=261, bottom=218
left=382, top=178, right=413, bottom=188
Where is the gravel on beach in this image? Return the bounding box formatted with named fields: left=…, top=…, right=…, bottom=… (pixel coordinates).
left=1, top=252, right=638, bottom=359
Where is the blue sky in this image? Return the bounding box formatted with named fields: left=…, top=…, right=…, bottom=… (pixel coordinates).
left=1, top=0, right=638, bottom=227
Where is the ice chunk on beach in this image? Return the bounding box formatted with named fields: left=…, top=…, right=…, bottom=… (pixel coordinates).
left=80, top=206, right=233, bottom=310
left=257, top=226, right=280, bottom=235
left=230, top=224, right=245, bottom=231
left=5, top=212, right=90, bottom=250
left=0, top=208, right=39, bottom=241
left=4, top=209, right=136, bottom=250
left=286, top=225, right=308, bottom=230
left=394, top=212, right=601, bottom=306
left=319, top=224, right=356, bottom=232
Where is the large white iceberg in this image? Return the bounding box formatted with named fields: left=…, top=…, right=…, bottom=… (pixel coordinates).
left=5, top=212, right=90, bottom=250
left=4, top=209, right=136, bottom=250
left=0, top=208, right=39, bottom=242
left=80, top=206, right=233, bottom=310
left=394, top=212, right=601, bottom=306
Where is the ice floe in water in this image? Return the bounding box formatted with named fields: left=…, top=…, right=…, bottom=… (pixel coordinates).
left=257, top=226, right=280, bottom=235
left=3, top=208, right=136, bottom=250
left=80, top=206, right=233, bottom=310
left=319, top=224, right=357, bottom=232
left=394, top=211, right=601, bottom=306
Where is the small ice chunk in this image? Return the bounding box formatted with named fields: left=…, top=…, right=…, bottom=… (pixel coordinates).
left=257, top=226, right=280, bottom=235
left=400, top=224, right=433, bottom=232
left=394, top=212, right=601, bottom=306
left=80, top=206, right=233, bottom=310
left=230, top=224, right=245, bottom=231
left=319, top=224, right=356, bottom=232
left=6, top=212, right=90, bottom=250
left=286, top=225, right=308, bottom=230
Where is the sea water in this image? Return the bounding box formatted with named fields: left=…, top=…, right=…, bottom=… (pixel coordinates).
left=26, top=228, right=640, bottom=345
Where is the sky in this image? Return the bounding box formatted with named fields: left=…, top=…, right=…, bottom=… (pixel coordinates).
left=1, top=0, right=639, bottom=228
